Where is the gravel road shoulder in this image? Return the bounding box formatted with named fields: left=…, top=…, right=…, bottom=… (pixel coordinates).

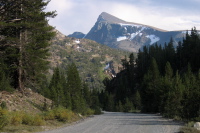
left=38, top=112, right=183, bottom=133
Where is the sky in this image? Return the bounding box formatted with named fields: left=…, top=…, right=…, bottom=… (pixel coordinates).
left=46, top=0, right=200, bottom=35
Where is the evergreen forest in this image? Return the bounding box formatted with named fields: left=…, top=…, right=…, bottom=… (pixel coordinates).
left=100, top=28, right=200, bottom=121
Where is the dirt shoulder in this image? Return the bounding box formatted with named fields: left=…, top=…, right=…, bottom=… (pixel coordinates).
left=38, top=112, right=183, bottom=133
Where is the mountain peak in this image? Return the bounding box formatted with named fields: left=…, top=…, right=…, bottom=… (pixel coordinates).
left=97, top=12, right=167, bottom=32
left=98, top=12, right=126, bottom=23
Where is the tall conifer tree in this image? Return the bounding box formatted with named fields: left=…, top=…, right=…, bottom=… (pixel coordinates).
left=0, top=0, right=56, bottom=93
left=66, top=63, right=84, bottom=112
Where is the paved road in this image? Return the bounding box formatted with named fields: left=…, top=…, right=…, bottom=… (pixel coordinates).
left=39, top=112, right=183, bottom=133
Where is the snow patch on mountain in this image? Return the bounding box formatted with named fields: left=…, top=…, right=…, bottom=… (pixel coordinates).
left=146, top=35, right=160, bottom=45
left=119, top=23, right=141, bottom=28
left=75, top=39, right=80, bottom=43
left=130, top=33, right=137, bottom=39
left=117, top=36, right=127, bottom=41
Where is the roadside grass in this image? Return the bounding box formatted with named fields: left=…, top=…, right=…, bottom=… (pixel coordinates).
left=0, top=107, right=94, bottom=132
left=2, top=125, right=43, bottom=133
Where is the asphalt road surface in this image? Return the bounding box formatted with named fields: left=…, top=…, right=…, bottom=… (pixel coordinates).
left=39, top=112, right=183, bottom=133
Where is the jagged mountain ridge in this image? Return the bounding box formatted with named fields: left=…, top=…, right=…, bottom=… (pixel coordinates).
left=84, top=12, right=186, bottom=52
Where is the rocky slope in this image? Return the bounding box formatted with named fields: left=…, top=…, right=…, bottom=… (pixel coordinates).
left=0, top=89, right=52, bottom=113
left=84, top=12, right=186, bottom=52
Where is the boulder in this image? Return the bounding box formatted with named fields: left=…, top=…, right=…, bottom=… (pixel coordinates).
left=194, top=122, right=200, bottom=130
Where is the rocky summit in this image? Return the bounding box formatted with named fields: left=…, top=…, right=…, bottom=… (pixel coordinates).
left=84, top=12, right=186, bottom=52
left=68, top=32, right=86, bottom=39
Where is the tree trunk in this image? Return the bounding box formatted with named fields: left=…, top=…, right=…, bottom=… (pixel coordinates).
left=18, top=2, right=24, bottom=95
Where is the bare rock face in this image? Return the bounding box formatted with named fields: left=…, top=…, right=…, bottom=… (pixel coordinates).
left=85, top=12, right=186, bottom=52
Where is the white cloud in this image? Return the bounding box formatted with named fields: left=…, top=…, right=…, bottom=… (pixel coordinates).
left=46, top=0, right=200, bottom=35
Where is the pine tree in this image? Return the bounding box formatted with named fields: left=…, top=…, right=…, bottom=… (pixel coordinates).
left=115, top=100, right=123, bottom=112
left=82, top=83, right=91, bottom=107
left=160, top=62, right=174, bottom=115
left=49, top=67, right=65, bottom=107
left=133, top=90, right=141, bottom=110
left=123, top=97, right=134, bottom=112
left=182, top=65, right=200, bottom=120
left=141, top=58, right=161, bottom=112
left=0, top=0, right=56, bottom=93
left=0, top=59, right=12, bottom=91
left=66, top=63, right=84, bottom=113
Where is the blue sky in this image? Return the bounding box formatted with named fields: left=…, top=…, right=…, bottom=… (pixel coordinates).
left=46, top=0, right=200, bottom=35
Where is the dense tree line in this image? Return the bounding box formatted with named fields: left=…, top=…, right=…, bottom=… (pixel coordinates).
left=0, top=0, right=56, bottom=93
left=42, top=63, right=101, bottom=114
left=100, top=27, right=200, bottom=121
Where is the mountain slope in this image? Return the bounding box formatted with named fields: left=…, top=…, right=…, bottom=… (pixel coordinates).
left=85, top=12, right=186, bottom=52
left=49, top=29, right=130, bottom=89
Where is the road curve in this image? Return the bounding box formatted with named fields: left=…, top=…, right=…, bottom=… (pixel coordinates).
left=39, top=112, right=183, bottom=133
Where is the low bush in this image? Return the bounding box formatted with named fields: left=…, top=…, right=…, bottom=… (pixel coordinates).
left=53, top=107, right=74, bottom=122
left=32, top=115, right=45, bottom=126
left=187, top=121, right=195, bottom=127
left=10, top=112, right=23, bottom=126
left=0, top=101, right=7, bottom=109
left=0, top=108, right=9, bottom=129
left=22, top=113, right=33, bottom=125
left=82, top=108, right=94, bottom=116
left=42, top=107, right=77, bottom=122
left=93, top=106, right=102, bottom=115
left=9, top=111, right=45, bottom=126
left=1, top=106, right=83, bottom=130
left=43, top=110, right=55, bottom=120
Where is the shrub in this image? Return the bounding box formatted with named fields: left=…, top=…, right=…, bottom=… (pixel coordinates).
left=82, top=108, right=94, bottom=116
left=42, top=110, right=55, bottom=120
left=53, top=107, right=73, bottom=122
left=21, top=112, right=45, bottom=126
left=93, top=106, right=102, bottom=115
left=32, top=115, right=45, bottom=126
left=43, top=107, right=76, bottom=122
left=22, top=113, right=35, bottom=125
left=187, top=121, right=195, bottom=127
left=10, top=112, right=23, bottom=125
left=0, top=108, right=9, bottom=129
left=123, top=98, right=135, bottom=112
left=0, top=101, right=7, bottom=109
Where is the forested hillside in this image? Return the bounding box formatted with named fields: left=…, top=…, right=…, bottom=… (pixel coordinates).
left=101, top=27, right=200, bottom=121
left=49, top=31, right=130, bottom=89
